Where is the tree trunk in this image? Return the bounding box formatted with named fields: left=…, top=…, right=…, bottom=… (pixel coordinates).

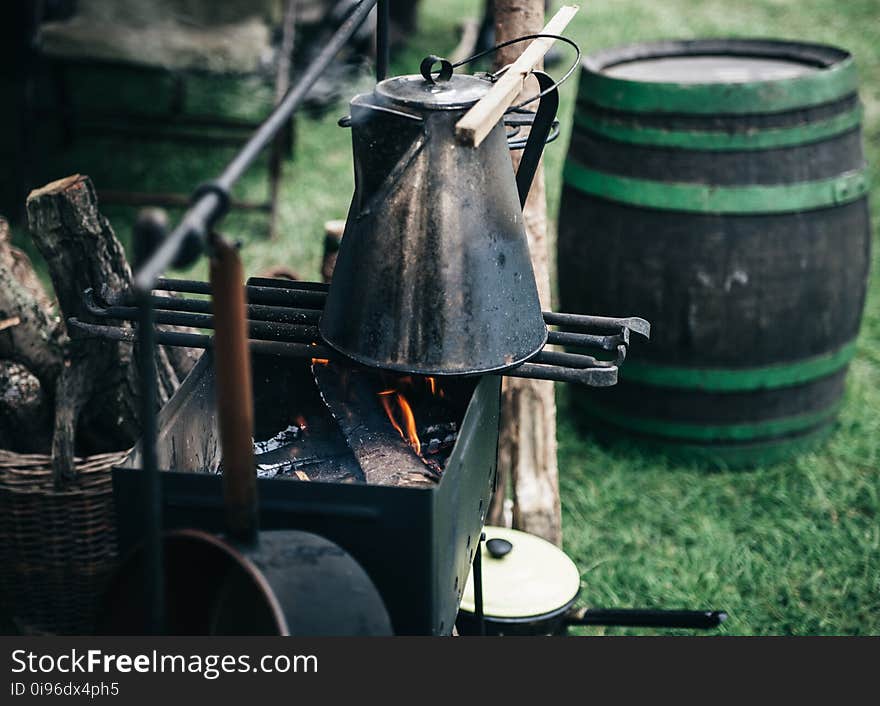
left=25, top=175, right=179, bottom=482
left=488, top=0, right=561, bottom=545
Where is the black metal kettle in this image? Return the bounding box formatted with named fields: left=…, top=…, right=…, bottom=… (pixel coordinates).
left=320, top=58, right=559, bottom=376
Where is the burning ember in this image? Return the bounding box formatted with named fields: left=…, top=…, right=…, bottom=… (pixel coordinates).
left=247, top=361, right=466, bottom=485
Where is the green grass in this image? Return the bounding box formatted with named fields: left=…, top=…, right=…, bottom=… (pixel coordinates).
left=6, top=0, right=879, bottom=634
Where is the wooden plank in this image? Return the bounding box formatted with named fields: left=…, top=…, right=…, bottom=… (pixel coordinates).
left=454, top=5, right=578, bottom=147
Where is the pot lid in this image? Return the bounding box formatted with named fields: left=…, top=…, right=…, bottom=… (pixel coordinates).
left=375, top=73, right=491, bottom=110
left=460, top=526, right=581, bottom=619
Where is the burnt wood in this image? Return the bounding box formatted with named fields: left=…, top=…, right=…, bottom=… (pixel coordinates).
left=312, top=362, right=436, bottom=487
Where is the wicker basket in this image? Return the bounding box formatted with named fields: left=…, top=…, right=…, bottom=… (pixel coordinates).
left=0, top=449, right=129, bottom=635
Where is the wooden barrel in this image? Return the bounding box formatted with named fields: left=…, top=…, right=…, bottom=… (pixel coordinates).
left=558, top=39, right=871, bottom=467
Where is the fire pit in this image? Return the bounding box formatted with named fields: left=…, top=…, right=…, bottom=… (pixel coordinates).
left=114, top=347, right=501, bottom=635
left=82, top=265, right=647, bottom=635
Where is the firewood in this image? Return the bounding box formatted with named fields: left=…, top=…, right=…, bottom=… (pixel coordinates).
left=0, top=361, right=52, bottom=453
left=0, top=217, right=55, bottom=313
left=0, top=222, right=64, bottom=391
left=312, top=362, right=436, bottom=487
left=489, top=0, right=562, bottom=545
left=26, top=175, right=179, bottom=483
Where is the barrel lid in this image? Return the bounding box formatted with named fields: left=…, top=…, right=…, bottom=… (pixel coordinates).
left=459, top=526, right=581, bottom=619
left=579, top=39, right=857, bottom=114
left=604, top=55, right=815, bottom=84
left=375, top=73, right=491, bottom=110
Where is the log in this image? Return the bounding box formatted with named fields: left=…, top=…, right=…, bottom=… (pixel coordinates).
left=488, top=0, right=562, bottom=545
left=0, top=217, right=64, bottom=390
left=0, top=217, right=58, bottom=453
left=0, top=361, right=52, bottom=453
left=312, top=363, right=436, bottom=488
left=0, top=217, right=55, bottom=312
left=26, top=175, right=179, bottom=482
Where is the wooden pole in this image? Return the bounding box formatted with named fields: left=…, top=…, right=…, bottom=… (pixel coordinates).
left=488, top=0, right=562, bottom=545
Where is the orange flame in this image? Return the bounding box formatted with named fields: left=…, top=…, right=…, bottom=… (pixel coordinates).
left=427, top=377, right=437, bottom=395
left=377, top=387, right=421, bottom=455
left=295, top=414, right=308, bottom=431
left=378, top=390, right=405, bottom=439
left=311, top=358, right=329, bottom=366
left=395, top=392, right=421, bottom=456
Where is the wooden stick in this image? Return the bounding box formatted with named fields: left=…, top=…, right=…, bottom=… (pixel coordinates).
left=210, top=236, right=258, bottom=544
left=454, top=4, right=578, bottom=147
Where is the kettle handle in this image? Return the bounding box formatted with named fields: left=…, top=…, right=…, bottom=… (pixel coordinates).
left=514, top=70, right=559, bottom=208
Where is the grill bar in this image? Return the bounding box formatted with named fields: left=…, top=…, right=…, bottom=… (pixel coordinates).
left=77, top=278, right=648, bottom=387
left=85, top=296, right=321, bottom=344
left=68, top=319, right=335, bottom=360
left=120, top=294, right=323, bottom=325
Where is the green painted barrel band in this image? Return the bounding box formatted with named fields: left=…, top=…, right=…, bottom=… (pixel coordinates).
left=578, top=57, right=857, bottom=114
left=562, top=160, right=869, bottom=214
left=617, top=342, right=857, bottom=392
left=575, top=398, right=841, bottom=442
left=572, top=104, right=863, bottom=151
left=584, top=420, right=833, bottom=469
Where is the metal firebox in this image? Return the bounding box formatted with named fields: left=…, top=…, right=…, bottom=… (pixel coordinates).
left=113, top=351, right=501, bottom=636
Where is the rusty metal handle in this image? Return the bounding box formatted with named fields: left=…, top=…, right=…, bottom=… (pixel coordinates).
left=209, top=236, right=258, bottom=545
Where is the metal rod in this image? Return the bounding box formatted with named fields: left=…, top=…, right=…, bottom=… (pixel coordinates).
left=506, top=362, right=618, bottom=387
left=543, top=311, right=651, bottom=338
left=474, top=532, right=486, bottom=636
left=88, top=301, right=321, bottom=342
left=245, top=276, right=330, bottom=292
left=376, top=0, right=390, bottom=81
left=69, top=319, right=336, bottom=360
left=532, top=349, right=613, bottom=370
left=572, top=608, right=728, bottom=630
left=154, top=279, right=328, bottom=308
left=112, top=294, right=322, bottom=325
left=133, top=0, right=379, bottom=292
left=136, top=296, right=164, bottom=634
left=547, top=329, right=626, bottom=351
